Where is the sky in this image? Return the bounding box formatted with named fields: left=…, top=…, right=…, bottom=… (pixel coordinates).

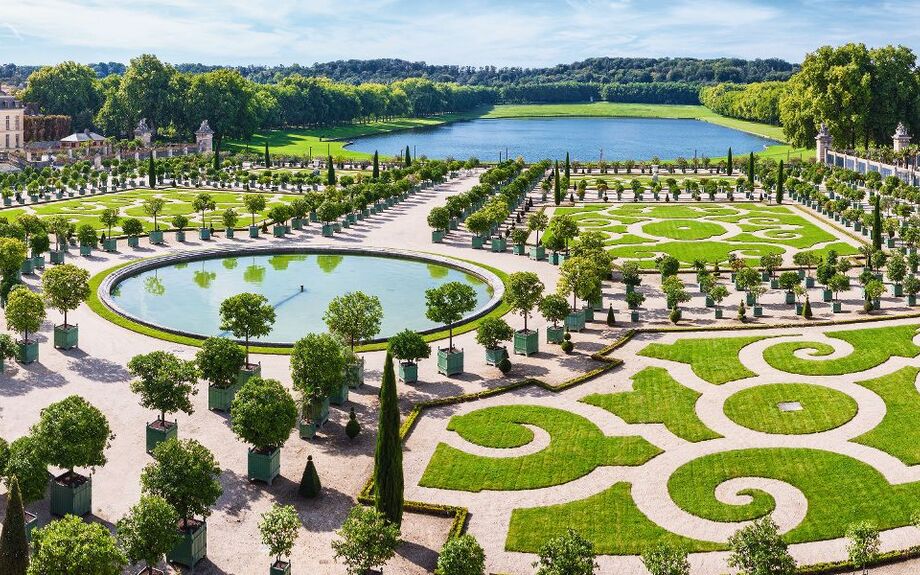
left=2, top=0, right=920, bottom=67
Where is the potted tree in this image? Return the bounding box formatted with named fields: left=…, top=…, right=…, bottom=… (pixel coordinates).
left=3, top=435, right=50, bottom=541
left=30, top=515, right=127, bottom=575
left=622, top=261, right=642, bottom=293
left=709, top=283, right=729, bottom=318
left=31, top=395, right=113, bottom=517
left=528, top=209, right=548, bottom=260
left=465, top=211, right=490, bottom=249
left=332, top=506, right=400, bottom=575
left=425, top=282, right=477, bottom=376
left=661, top=276, right=690, bottom=323
left=41, top=263, right=90, bottom=350
left=318, top=200, right=340, bottom=237
left=324, top=291, right=383, bottom=391
left=171, top=214, right=189, bottom=242
left=77, top=223, right=98, bottom=256
left=6, top=285, right=45, bottom=363
left=387, top=329, right=430, bottom=384
left=121, top=218, right=144, bottom=248
left=291, top=333, right=346, bottom=439
left=196, top=336, right=247, bottom=412
left=540, top=293, right=570, bottom=344
left=100, top=207, right=120, bottom=251
left=904, top=275, right=920, bottom=307
left=887, top=252, right=907, bottom=297
left=290, top=198, right=309, bottom=230
left=116, top=495, right=181, bottom=575
left=259, top=504, right=301, bottom=575
left=244, top=193, right=267, bottom=238
left=476, top=317, right=514, bottom=366
left=511, top=227, right=529, bottom=255
left=268, top=205, right=291, bottom=237
left=223, top=207, right=239, bottom=239
left=141, top=438, right=223, bottom=568
left=192, top=193, right=216, bottom=240
left=626, top=290, right=646, bottom=322
left=230, top=377, right=297, bottom=485
left=428, top=207, right=450, bottom=243
left=143, top=198, right=166, bottom=244
left=507, top=271, right=544, bottom=356
left=128, top=351, right=199, bottom=453
left=828, top=272, right=850, bottom=313
left=778, top=271, right=802, bottom=305
left=30, top=230, right=50, bottom=270
left=558, top=256, right=599, bottom=332
left=219, top=291, right=275, bottom=376
left=0, top=332, right=17, bottom=371
left=48, top=214, right=70, bottom=263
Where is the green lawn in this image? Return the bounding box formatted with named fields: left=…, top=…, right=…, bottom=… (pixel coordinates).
left=638, top=336, right=768, bottom=384
left=723, top=383, right=858, bottom=435
left=639, top=219, right=727, bottom=241
left=853, top=367, right=920, bottom=464
left=582, top=367, right=721, bottom=442
left=668, top=448, right=920, bottom=545
left=419, top=405, right=660, bottom=492
left=507, top=482, right=723, bottom=554
left=762, top=324, right=920, bottom=376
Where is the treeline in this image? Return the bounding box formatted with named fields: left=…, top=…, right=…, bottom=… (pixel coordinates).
left=499, top=82, right=700, bottom=104
left=698, top=82, right=787, bottom=125
left=23, top=115, right=72, bottom=142
left=18, top=56, right=497, bottom=144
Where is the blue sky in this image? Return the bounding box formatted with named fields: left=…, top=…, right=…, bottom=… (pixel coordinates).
left=2, top=0, right=919, bottom=67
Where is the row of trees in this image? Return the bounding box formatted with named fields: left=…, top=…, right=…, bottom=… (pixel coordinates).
left=698, top=81, right=787, bottom=125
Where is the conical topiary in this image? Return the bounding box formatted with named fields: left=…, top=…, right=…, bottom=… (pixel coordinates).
left=606, top=305, right=616, bottom=326
left=802, top=296, right=813, bottom=319
left=345, top=407, right=361, bottom=440
left=374, top=352, right=404, bottom=526
left=298, top=455, right=321, bottom=499
left=0, top=476, right=30, bottom=575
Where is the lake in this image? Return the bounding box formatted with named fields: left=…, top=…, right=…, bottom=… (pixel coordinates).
left=346, top=117, right=779, bottom=162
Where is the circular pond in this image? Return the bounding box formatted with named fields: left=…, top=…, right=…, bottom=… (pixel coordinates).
left=102, top=248, right=499, bottom=345
left=723, top=383, right=858, bottom=435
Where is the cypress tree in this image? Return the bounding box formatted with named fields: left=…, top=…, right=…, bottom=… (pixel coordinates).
left=606, top=305, right=616, bottom=326
left=264, top=142, right=270, bottom=168
left=327, top=155, right=336, bottom=186
left=374, top=352, right=403, bottom=526
left=148, top=153, right=156, bottom=189
left=872, top=196, right=883, bottom=250
left=801, top=296, right=813, bottom=319
left=748, top=152, right=755, bottom=186
left=213, top=140, right=220, bottom=173
left=404, top=145, right=411, bottom=167
left=564, top=152, right=571, bottom=182
left=553, top=162, right=561, bottom=206
left=727, top=147, right=733, bottom=176
left=775, top=160, right=784, bottom=205
left=0, top=476, right=29, bottom=575
left=372, top=150, right=380, bottom=179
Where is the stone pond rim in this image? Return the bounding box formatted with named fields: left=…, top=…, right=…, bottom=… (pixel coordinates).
left=97, top=245, right=504, bottom=348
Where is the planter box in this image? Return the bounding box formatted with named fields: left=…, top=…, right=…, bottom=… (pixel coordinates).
left=271, top=561, right=292, bottom=575
left=20, top=258, right=34, bottom=275
left=33, top=255, right=45, bottom=269
left=753, top=306, right=763, bottom=317
left=301, top=398, right=330, bottom=436
left=208, top=382, right=241, bottom=412
left=168, top=520, right=208, bottom=567
left=333, top=223, right=341, bottom=232
left=273, top=225, right=286, bottom=237
left=785, top=292, right=795, bottom=305
left=795, top=303, right=804, bottom=314
left=53, top=324, right=79, bottom=349
left=512, top=243, right=526, bottom=255
left=176, top=231, right=186, bottom=242
left=449, top=218, right=459, bottom=230
left=565, top=310, right=585, bottom=332
left=770, top=279, right=779, bottom=289
left=530, top=245, right=546, bottom=261
left=127, top=236, right=139, bottom=248
left=298, top=419, right=319, bottom=440
left=225, top=228, right=235, bottom=239
left=292, top=218, right=304, bottom=230
left=398, top=361, right=419, bottom=383
left=431, top=230, right=444, bottom=243
left=146, top=420, right=178, bottom=453
left=329, top=381, right=348, bottom=406
left=823, top=289, right=833, bottom=302
left=581, top=305, right=595, bottom=322
left=745, top=293, right=755, bottom=306
left=197, top=228, right=211, bottom=241
left=490, top=237, right=506, bottom=253
left=25, top=511, right=37, bottom=543
left=909, top=295, right=917, bottom=307
left=238, top=363, right=261, bottom=386
left=16, top=340, right=38, bottom=364
left=888, top=238, right=896, bottom=248
left=805, top=277, right=815, bottom=288
left=322, top=224, right=334, bottom=237
left=437, top=348, right=464, bottom=376
left=484, top=346, right=507, bottom=366
left=344, top=357, right=364, bottom=389
left=715, top=308, right=724, bottom=319
left=249, top=226, right=260, bottom=238
left=149, top=230, right=164, bottom=244
left=894, top=284, right=904, bottom=297
left=630, top=310, right=640, bottom=322
left=248, top=447, right=281, bottom=486
left=50, top=250, right=65, bottom=264
left=514, top=330, right=539, bottom=356
left=50, top=473, right=92, bottom=517
left=471, top=236, right=484, bottom=249
left=310, top=211, right=319, bottom=222
left=833, top=301, right=843, bottom=313
left=546, top=325, right=565, bottom=343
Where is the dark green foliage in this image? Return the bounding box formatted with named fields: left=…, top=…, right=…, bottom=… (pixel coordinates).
left=727, top=517, right=795, bottom=575
left=802, top=297, right=813, bottom=319
left=30, top=395, right=112, bottom=474
left=148, top=154, right=156, bottom=189
left=30, top=515, right=127, bottom=575
left=141, top=438, right=223, bottom=523
left=561, top=339, right=574, bottom=354
left=372, top=150, right=379, bottom=179
left=498, top=356, right=512, bottom=374
left=213, top=141, right=220, bottom=173
left=299, top=455, right=322, bottom=498
left=229, top=377, right=298, bottom=450
left=872, top=196, right=883, bottom=250
left=564, top=152, right=570, bottom=182
left=345, top=407, right=361, bottom=440
left=404, top=145, right=411, bottom=167
left=3, top=436, right=48, bottom=504
left=374, top=353, right=403, bottom=526
left=606, top=305, right=616, bottom=326
left=0, top=437, right=8, bottom=477
left=775, top=160, right=783, bottom=204
left=327, top=155, right=336, bottom=185
left=726, top=147, right=733, bottom=176
left=748, top=152, right=755, bottom=185
left=264, top=142, right=270, bottom=167
left=436, top=534, right=486, bottom=575
left=553, top=163, right=561, bottom=206
left=0, top=477, right=29, bottom=575
left=533, top=529, right=597, bottom=575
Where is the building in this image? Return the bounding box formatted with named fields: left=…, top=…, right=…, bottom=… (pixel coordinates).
left=60, top=128, right=108, bottom=149
left=0, top=89, right=25, bottom=150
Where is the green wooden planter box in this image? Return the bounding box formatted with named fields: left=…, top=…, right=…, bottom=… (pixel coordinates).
left=888, top=238, right=896, bottom=248
left=484, top=346, right=507, bottom=366
left=546, top=326, right=565, bottom=343
left=753, top=306, right=763, bottom=317
left=103, top=238, right=118, bottom=252
left=449, top=218, right=459, bottom=230
left=785, top=292, right=795, bottom=305
left=50, top=250, right=65, bottom=264
left=437, top=349, right=464, bottom=376
left=398, top=361, right=418, bottom=383
left=50, top=474, right=92, bottom=517
left=565, top=310, right=585, bottom=332
left=80, top=244, right=92, bottom=256
left=490, top=237, right=506, bottom=253
left=208, top=382, right=241, bottom=412
left=168, top=521, right=208, bottom=567
left=705, top=296, right=714, bottom=308
left=833, top=301, right=842, bottom=313
left=249, top=225, right=260, bottom=238
left=329, top=381, right=349, bottom=406
left=894, top=284, right=904, bottom=296
left=909, top=295, right=917, bottom=307
left=25, top=512, right=37, bottom=543
left=127, top=236, right=139, bottom=248
left=471, top=236, right=484, bottom=249
left=149, top=230, right=164, bottom=244
left=512, top=243, right=526, bottom=255
left=333, top=222, right=341, bottom=232
left=273, top=225, right=286, bottom=237
left=795, top=303, right=804, bottom=314
left=270, top=561, right=292, bottom=575
left=347, top=214, right=357, bottom=225
left=745, top=293, right=755, bottom=306
left=823, top=289, right=833, bottom=302
left=299, top=419, right=319, bottom=439
left=322, top=223, right=334, bottom=237
left=17, top=340, right=38, bottom=364
left=770, top=279, right=780, bottom=289
left=431, top=230, right=444, bottom=243
left=248, top=447, right=281, bottom=486
left=32, top=255, right=44, bottom=269
left=345, top=357, right=364, bottom=389
left=581, top=306, right=595, bottom=322
left=805, top=277, right=815, bottom=288
left=238, top=364, right=261, bottom=386
left=146, top=420, right=178, bottom=453
left=513, top=330, right=539, bottom=356
left=310, top=211, right=319, bottom=222
left=225, top=228, right=235, bottom=239
left=199, top=228, right=211, bottom=240
left=715, top=308, right=724, bottom=319
left=549, top=251, right=559, bottom=265
left=292, top=218, right=304, bottom=230
left=176, top=231, right=186, bottom=242
left=530, top=245, right=546, bottom=261
left=20, top=258, right=34, bottom=274
left=53, top=324, right=79, bottom=349
left=630, top=310, right=640, bottom=322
